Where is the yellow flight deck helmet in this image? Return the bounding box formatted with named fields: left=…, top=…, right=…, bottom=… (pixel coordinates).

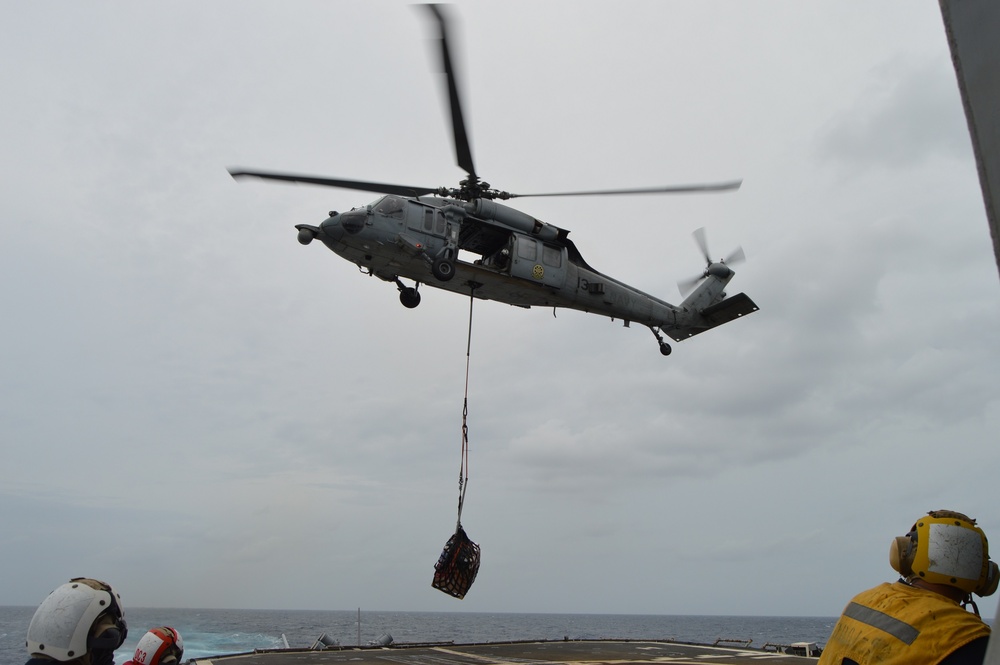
left=890, top=510, right=1000, bottom=597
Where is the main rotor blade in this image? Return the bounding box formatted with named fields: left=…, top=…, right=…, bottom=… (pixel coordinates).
left=505, top=180, right=742, bottom=199
left=228, top=168, right=439, bottom=197
left=424, top=4, right=477, bottom=178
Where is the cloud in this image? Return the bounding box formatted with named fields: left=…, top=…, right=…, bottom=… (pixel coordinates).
left=818, top=56, right=972, bottom=172
left=2, top=1, right=998, bottom=621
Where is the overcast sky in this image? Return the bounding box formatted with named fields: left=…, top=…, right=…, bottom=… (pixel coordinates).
left=3, top=1, right=999, bottom=621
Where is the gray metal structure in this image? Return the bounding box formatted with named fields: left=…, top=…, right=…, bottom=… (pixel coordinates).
left=229, top=5, right=756, bottom=356
left=939, top=0, right=1000, bottom=661
left=940, top=0, right=1000, bottom=280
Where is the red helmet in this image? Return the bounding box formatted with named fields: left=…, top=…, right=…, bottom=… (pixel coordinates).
left=127, top=627, right=184, bottom=665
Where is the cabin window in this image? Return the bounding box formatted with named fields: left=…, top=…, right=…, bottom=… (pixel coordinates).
left=421, top=208, right=448, bottom=236
left=517, top=237, right=537, bottom=261
left=542, top=244, right=561, bottom=267
left=375, top=196, right=405, bottom=218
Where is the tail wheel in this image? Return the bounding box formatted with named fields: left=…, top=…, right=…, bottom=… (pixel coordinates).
left=659, top=342, right=672, bottom=356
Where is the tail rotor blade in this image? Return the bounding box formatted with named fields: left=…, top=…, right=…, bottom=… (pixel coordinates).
left=693, top=227, right=711, bottom=265
left=678, top=273, right=705, bottom=298
left=724, top=245, right=746, bottom=266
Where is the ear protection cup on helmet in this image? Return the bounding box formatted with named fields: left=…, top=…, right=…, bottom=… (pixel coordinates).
left=89, top=616, right=126, bottom=651
left=978, top=561, right=1000, bottom=597
left=889, top=534, right=915, bottom=576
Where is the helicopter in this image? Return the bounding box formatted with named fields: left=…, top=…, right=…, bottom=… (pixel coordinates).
left=229, top=5, right=758, bottom=357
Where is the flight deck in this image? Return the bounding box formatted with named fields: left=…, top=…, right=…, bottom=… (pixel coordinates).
left=191, top=639, right=819, bottom=665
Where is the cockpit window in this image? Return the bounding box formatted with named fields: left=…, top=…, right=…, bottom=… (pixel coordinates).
left=375, top=195, right=405, bottom=218
left=340, top=209, right=367, bottom=233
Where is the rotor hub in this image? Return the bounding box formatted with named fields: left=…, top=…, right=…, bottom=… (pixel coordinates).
left=440, top=175, right=512, bottom=202
left=707, top=262, right=733, bottom=279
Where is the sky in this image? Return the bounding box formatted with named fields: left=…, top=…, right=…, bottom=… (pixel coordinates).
left=2, top=1, right=999, bottom=621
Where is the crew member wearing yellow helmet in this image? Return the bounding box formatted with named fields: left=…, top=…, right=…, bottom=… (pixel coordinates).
left=819, top=510, right=998, bottom=665
left=25, top=577, right=128, bottom=665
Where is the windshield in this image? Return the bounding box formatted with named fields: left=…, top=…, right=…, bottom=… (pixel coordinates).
left=374, top=195, right=405, bottom=218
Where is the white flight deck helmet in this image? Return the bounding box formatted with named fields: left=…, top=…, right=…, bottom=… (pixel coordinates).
left=26, top=578, right=127, bottom=662
left=131, top=627, right=184, bottom=665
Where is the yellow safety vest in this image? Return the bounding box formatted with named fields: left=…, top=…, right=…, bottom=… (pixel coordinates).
left=819, top=582, right=990, bottom=665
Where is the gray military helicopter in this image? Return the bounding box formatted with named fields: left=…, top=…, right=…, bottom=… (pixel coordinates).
left=229, top=5, right=757, bottom=357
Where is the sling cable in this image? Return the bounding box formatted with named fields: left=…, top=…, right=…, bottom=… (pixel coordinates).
left=431, top=287, right=481, bottom=599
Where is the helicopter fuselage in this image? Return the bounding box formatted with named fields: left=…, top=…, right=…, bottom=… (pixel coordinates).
left=295, top=194, right=758, bottom=353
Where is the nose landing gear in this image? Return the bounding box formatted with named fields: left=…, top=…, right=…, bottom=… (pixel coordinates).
left=431, top=245, right=457, bottom=282
left=432, top=257, right=456, bottom=281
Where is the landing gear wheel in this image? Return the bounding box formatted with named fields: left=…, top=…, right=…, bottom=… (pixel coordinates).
left=400, top=287, right=421, bottom=308
left=432, top=258, right=456, bottom=282
left=649, top=327, right=672, bottom=357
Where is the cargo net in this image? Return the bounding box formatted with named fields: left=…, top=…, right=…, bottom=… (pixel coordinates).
left=432, top=525, right=481, bottom=599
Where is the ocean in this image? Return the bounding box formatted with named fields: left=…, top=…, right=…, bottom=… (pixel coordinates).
left=1, top=606, right=840, bottom=664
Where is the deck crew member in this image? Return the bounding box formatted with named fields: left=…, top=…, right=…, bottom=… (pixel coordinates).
left=819, top=510, right=997, bottom=665
left=124, top=627, right=184, bottom=665
left=25, top=577, right=128, bottom=665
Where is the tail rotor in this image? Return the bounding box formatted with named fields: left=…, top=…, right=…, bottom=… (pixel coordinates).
left=678, top=227, right=745, bottom=297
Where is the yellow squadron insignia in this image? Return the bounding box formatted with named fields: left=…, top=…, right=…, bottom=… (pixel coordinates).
left=532, top=264, right=544, bottom=280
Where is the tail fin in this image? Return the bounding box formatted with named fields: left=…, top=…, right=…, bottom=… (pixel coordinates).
left=665, top=271, right=758, bottom=342
left=680, top=267, right=731, bottom=312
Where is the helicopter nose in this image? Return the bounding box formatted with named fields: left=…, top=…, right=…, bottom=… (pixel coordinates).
left=319, top=212, right=344, bottom=242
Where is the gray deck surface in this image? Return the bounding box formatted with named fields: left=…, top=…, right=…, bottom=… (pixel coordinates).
left=190, top=639, right=818, bottom=665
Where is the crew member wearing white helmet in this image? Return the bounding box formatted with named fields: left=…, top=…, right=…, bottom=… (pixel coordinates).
left=124, top=627, right=184, bottom=665
left=25, top=577, right=128, bottom=665
left=819, top=510, right=998, bottom=665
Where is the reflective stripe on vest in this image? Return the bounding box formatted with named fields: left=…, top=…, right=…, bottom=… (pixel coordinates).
left=842, top=602, right=919, bottom=645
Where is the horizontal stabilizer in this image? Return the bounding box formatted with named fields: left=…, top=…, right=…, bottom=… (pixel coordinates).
left=664, top=292, right=759, bottom=342
left=701, top=292, right=759, bottom=326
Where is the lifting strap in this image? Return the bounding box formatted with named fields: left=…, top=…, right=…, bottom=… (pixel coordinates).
left=432, top=288, right=482, bottom=600
left=456, top=288, right=474, bottom=529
